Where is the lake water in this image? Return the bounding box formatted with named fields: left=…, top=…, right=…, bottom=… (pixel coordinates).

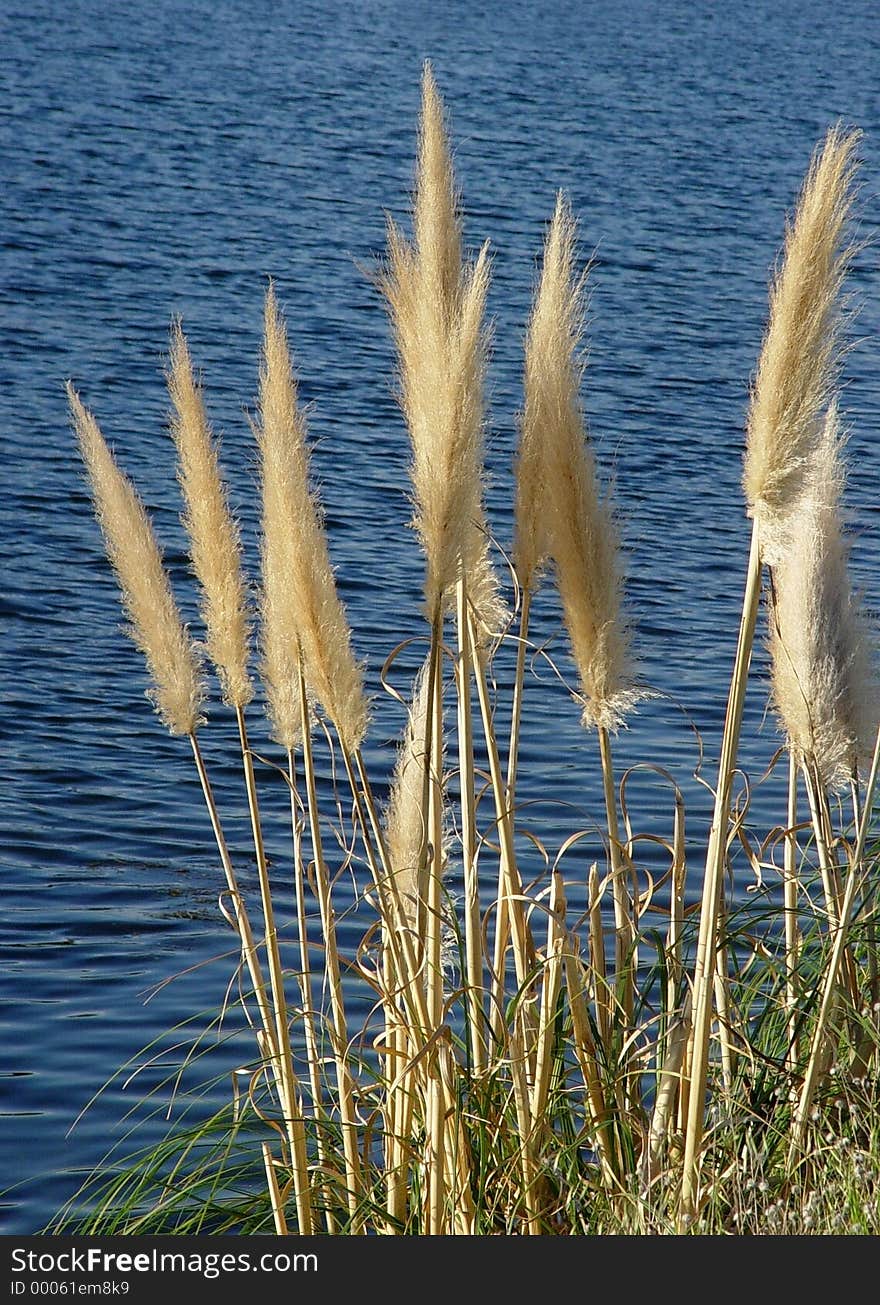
left=2, top=0, right=880, bottom=1235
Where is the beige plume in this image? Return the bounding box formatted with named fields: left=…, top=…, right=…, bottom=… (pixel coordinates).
left=769, top=403, right=877, bottom=790
left=166, top=323, right=252, bottom=710
left=68, top=383, right=203, bottom=735
left=744, top=126, right=860, bottom=562
left=256, top=283, right=367, bottom=753
left=382, top=63, right=502, bottom=630
left=519, top=194, right=642, bottom=731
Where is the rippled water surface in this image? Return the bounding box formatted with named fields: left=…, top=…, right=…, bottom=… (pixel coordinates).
left=3, top=0, right=880, bottom=1234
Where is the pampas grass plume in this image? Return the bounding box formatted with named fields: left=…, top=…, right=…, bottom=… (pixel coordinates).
left=256, top=283, right=367, bottom=753
left=769, top=403, right=877, bottom=789
left=167, top=323, right=252, bottom=710
left=744, top=126, right=860, bottom=560
left=68, top=383, right=204, bottom=735
left=382, top=64, right=501, bottom=627
left=519, top=194, right=640, bottom=731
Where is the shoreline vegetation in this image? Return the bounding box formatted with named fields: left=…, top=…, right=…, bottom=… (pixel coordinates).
left=59, top=66, right=880, bottom=1235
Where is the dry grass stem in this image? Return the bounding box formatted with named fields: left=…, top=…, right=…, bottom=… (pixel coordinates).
left=386, top=662, right=431, bottom=932
left=680, top=127, right=864, bottom=1228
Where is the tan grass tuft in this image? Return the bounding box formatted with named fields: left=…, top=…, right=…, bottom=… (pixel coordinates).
left=520, top=194, right=641, bottom=731
left=256, top=283, right=368, bottom=752
left=744, top=126, right=860, bottom=561
left=769, top=403, right=877, bottom=789
left=167, top=323, right=252, bottom=710
left=68, top=383, right=204, bottom=735
left=381, top=65, right=501, bottom=623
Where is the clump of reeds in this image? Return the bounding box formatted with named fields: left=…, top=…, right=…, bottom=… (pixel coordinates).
left=65, top=80, right=880, bottom=1239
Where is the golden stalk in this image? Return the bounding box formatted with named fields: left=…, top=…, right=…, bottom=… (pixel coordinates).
left=296, top=660, right=363, bottom=1226
left=784, top=751, right=802, bottom=1071
left=563, top=934, right=618, bottom=1185
left=598, top=724, right=635, bottom=1029
left=679, top=522, right=762, bottom=1224
left=426, top=1070, right=446, bottom=1234
left=437, top=1041, right=476, bottom=1234
left=261, top=1144, right=290, bottom=1236
left=506, top=1012, right=541, bottom=1234
left=455, top=576, right=487, bottom=1069
left=644, top=992, right=692, bottom=1187
left=470, top=611, right=535, bottom=1050
left=353, top=747, right=432, bottom=1036
left=287, top=749, right=337, bottom=1233
left=505, top=585, right=533, bottom=807
left=426, top=622, right=446, bottom=1030
left=188, top=734, right=278, bottom=1086
left=530, top=869, right=566, bottom=1125
left=235, top=707, right=302, bottom=1179
left=588, top=862, right=611, bottom=1051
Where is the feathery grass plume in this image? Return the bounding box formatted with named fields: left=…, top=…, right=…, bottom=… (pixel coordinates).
left=520, top=194, right=641, bottom=731
left=381, top=64, right=499, bottom=623
left=386, top=663, right=431, bottom=931
left=514, top=196, right=581, bottom=595
left=769, top=403, right=877, bottom=790
left=744, top=125, right=860, bottom=563
left=68, top=383, right=204, bottom=734
left=260, top=560, right=304, bottom=753
left=256, top=282, right=367, bottom=753
left=680, top=130, right=861, bottom=1225
left=166, top=323, right=252, bottom=710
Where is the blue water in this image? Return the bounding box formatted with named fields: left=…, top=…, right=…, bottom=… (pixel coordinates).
left=2, top=0, right=880, bottom=1234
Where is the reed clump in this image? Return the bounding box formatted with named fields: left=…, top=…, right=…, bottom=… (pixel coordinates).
left=65, top=75, right=880, bottom=1236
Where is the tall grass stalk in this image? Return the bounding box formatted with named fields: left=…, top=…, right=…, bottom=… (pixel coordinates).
left=680, top=126, right=861, bottom=1224
left=784, top=751, right=801, bottom=1069
left=455, top=576, right=487, bottom=1070
left=515, top=196, right=643, bottom=1059
left=296, top=661, right=363, bottom=1224
left=286, top=747, right=337, bottom=1232
left=381, top=65, right=498, bottom=1058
